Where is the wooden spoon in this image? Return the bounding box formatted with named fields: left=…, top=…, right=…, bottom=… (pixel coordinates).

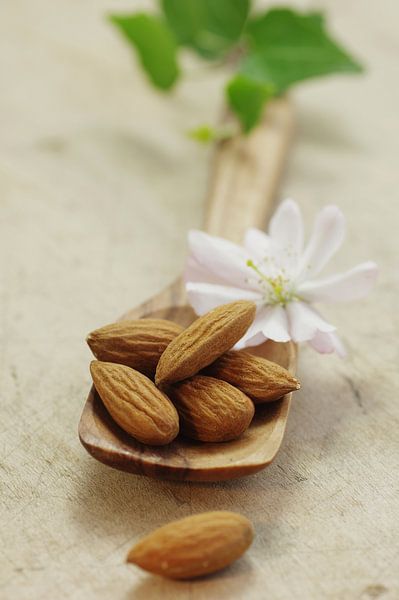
left=79, top=98, right=296, bottom=482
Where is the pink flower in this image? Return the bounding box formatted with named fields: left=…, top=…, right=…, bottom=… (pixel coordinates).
left=185, top=199, right=377, bottom=356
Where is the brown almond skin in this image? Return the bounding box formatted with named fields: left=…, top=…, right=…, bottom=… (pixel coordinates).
left=86, top=319, right=183, bottom=378
left=169, top=375, right=254, bottom=442
left=155, top=301, right=256, bottom=386
left=204, top=350, right=300, bottom=403
left=90, top=361, right=179, bottom=445
left=127, top=511, right=254, bottom=579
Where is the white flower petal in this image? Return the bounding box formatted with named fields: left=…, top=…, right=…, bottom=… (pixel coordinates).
left=234, top=304, right=290, bottom=347
left=286, top=301, right=335, bottom=342
left=308, top=330, right=347, bottom=357
left=331, top=332, right=347, bottom=357
left=186, top=282, right=262, bottom=315
left=261, top=305, right=291, bottom=342
left=184, top=256, right=227, bottom=285
left=235, top=331, right=267, bottom=350
left=234, top=311, right=269, bottom=348
left=188, top=230, right=255, bottom=290
left=269, top=198, right=304, bottom=255
left=298, top=261, right=378, bottom=303
left=308, top=330, right=334, bottom=353
left=244, top=228, right=271, bottom=261
left=254, top=305, right=291, bottom=342
left=298, top=205, right=345, bottom=280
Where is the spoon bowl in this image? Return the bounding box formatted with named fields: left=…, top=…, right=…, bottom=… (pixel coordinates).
left=79, top=279, right=297, bottom=482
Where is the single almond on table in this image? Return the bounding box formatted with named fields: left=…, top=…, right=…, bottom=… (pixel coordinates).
left=204, top=350, right=300, bottom=403
left=127, top=511, right=254, bottom=579
left=155, top=301, right=256, bottom=386
left=86, top=319, right=183, bottom=378
left=169, top=375, right=254, bottom=442
left=90, top=361, right=179, bottom=445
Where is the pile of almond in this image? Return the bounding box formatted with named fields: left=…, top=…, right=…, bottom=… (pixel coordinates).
left=86, top=301, right=300, bottom=447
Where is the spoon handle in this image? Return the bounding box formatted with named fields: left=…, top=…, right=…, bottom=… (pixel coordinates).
left=203, top=97, right=294, bottom=244
left=123, top=99, right=294, bottom=316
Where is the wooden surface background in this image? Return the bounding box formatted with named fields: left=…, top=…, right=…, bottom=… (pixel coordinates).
left=1, top=1, right=398, bottom=599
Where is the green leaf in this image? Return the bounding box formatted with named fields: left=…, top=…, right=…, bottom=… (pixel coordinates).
left=110, top=13, right=179, bottom=90
left=161, top=0, right=250, bottom=59
left=160, top=0, right=204, bottom=45
left=202, top=0, right=251, bottom=45
left=187, top=124, right=236, bottom=144
left=242, top=8, right=363, bottom=92
left=226, top=74, right=275, bottom=132
left=187, top=124, right=217, bottom=143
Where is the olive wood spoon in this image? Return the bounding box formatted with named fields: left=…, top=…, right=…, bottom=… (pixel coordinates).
left=79, top=98, right=296, bottom=481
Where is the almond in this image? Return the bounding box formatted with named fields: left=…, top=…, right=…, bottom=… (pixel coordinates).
left=127, top=511, right=254, bottom=579
left=205, top=350, right=300, bottom=403
left=86, top=319, right=183, bottom=378
left=90, top=361, right=179, bottom=445
left=169, top=375, right=254, bottom=442
left=155, top=301, right=256, bottom=386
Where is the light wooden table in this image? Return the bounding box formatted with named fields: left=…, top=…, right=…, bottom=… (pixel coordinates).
left=1, top=1, right=398, bottom=599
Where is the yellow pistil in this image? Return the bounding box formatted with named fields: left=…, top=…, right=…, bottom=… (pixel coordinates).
left=246, top=259, right=300, bottom=307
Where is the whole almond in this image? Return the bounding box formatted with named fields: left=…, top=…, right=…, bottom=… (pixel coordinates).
left=155, top=301, right=256, bottom=386
left=90, top=361, right=179, bottom=445
left=205, top=350, right=300, bottom=403
left=127, top=511, right=254, bottom=579
left=86, top=319, right=183, bottom=378
left=169, top=375, right=254, bottom=442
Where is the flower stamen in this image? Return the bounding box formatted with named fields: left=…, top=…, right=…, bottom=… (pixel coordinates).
left=246, top=259, right=300, bottom=307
